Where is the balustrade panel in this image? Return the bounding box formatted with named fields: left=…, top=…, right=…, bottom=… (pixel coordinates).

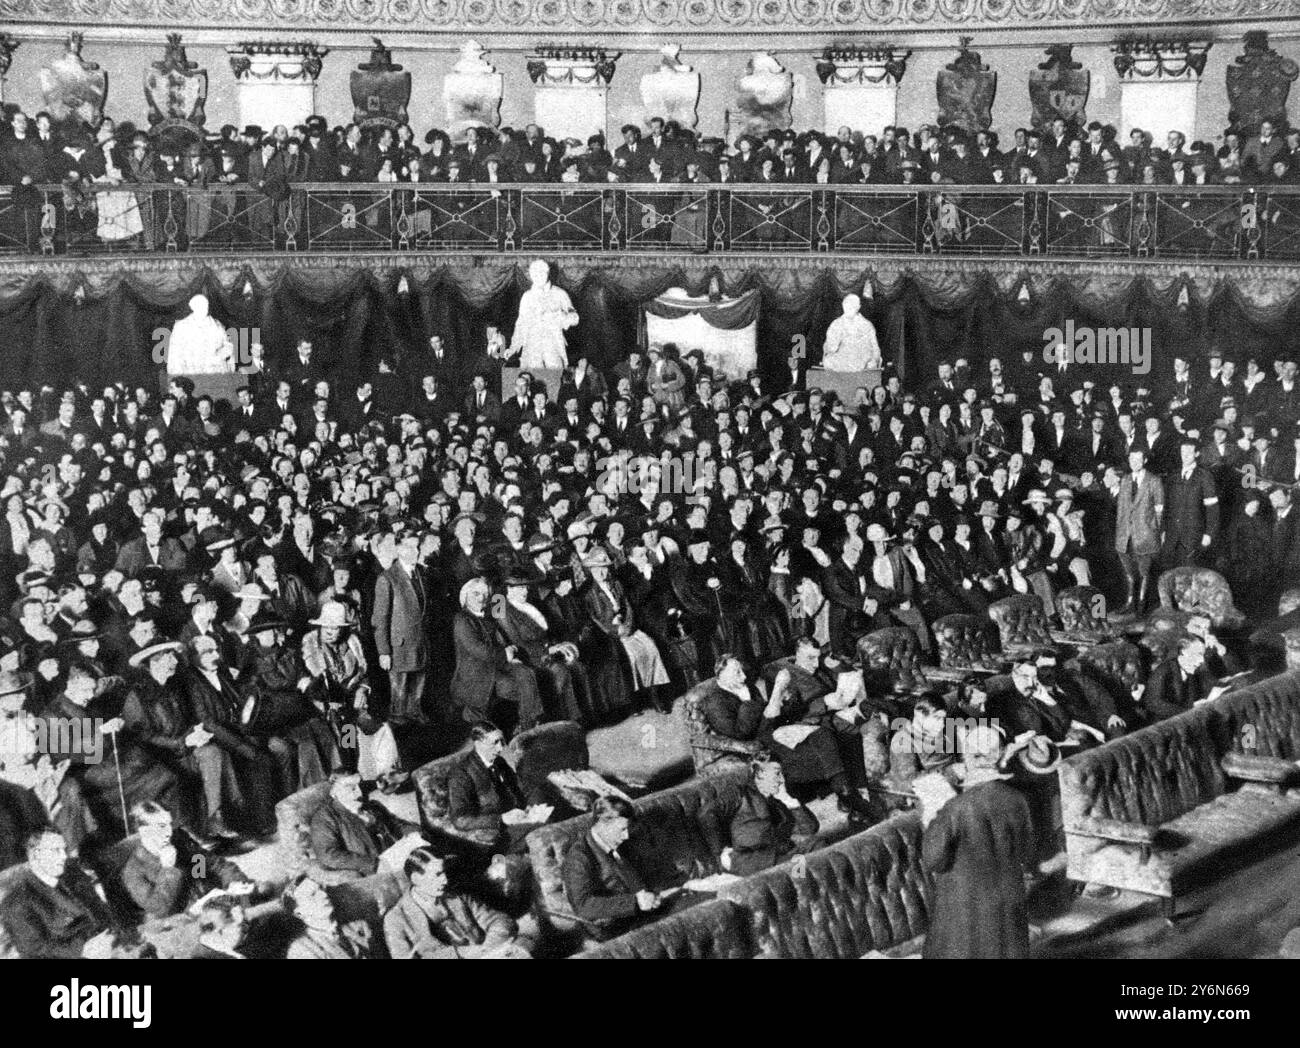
left=6, top=183, right=1298, bottom=262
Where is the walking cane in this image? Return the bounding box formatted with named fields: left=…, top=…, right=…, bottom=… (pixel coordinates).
left=110, top=730, right=130, bottom=831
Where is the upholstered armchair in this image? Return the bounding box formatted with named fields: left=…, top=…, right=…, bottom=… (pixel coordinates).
left=1136, top=626, right=1185, bottom=668
left=1075, top=640, right=1145, bottom=694
left=507, top=720, right=592, bottom=812
left=1155, top=566, right=1246, bottom=631
left=1073, top=640, right=1145, bottom=731
left=274, top=782, right=407, bottom=924
left=987, top=594, right=1053, bottom=658
left=931, top=613, right=1002, bottom=673
left=411, top=746, right=493, bottom=847
left=412, top=720, right=590, bottom=844
left=674, top=676, right=763, bottom=772
left=1056, top=585, right=1112, bottom=641
left=856, top=626, right=925, bottom=694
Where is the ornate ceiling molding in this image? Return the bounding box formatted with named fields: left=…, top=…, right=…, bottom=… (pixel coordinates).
left=1, top=0, right=1299, bottom=39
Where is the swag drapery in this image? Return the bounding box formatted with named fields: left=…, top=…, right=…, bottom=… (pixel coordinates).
left=1, top=258, right=1298, bottom=392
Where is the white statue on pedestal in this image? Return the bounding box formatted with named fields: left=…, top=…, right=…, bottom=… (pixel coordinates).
left=167, top=294, right=235, bottom=374
left=510, top=260, right=579, bottom=370
left=821, top=293, right=881, bottom=371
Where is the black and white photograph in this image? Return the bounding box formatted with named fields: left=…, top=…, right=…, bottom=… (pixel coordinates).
left=0, top=0, right=1297, bottom=1027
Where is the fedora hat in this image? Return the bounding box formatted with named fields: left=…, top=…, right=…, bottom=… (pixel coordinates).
left=581, top=548, right=612, bottom=568
left=248, top=616, right=289, bottom=635
left=503, top=565, right=545, bottom=588
left=1015, top=734, right=1063, bottom=776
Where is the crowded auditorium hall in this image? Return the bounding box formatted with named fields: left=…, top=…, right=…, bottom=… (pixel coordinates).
left=2, top=4, right=1300, bottom=978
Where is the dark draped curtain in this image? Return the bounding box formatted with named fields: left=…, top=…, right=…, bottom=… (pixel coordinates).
left=2, top=262, right=1298, bottom=392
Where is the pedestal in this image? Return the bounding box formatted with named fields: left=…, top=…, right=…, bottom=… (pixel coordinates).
left=164, top=371, right=245, bottom=407
left=806, top=367, right=881, bottom=405
left=503, top=366, right=563, bottom=400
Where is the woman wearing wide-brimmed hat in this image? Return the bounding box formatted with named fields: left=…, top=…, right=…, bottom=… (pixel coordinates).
left=578, top=547, right=671, bottom=718
left=302, top=601, right=375, bottom=772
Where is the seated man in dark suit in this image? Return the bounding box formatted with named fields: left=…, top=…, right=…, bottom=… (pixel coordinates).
left=1142, top=636, right=1220, bottom=723
left=118, top=800, right=252, bottom=923
left=710, top=758, right=818, bottom=877
left=560, top=795, right=681, bottom=940
left=702, top=653, right=873, bottom=823
left=0, top=829, right=119, bottom=958
left=308, top=771, right=388, bottom=878
left=446, top=723, right=553, bottom=853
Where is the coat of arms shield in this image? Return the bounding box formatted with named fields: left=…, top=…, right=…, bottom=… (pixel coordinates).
left=1029, top=45, right=1089, bottom=130
left=39, top=32, right=107, bottom=129
left=351, top=38, right=412, bottom=130
left=1227, top=31, right=1299, bottom=136
left=145, top=34, right=207, bottom=131
left=937, top=39, right=996, bottom=133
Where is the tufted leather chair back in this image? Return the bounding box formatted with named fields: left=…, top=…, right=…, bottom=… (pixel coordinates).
left=1209, top=672, right=1300, bottom=762
left=576, top=899, right=755, bottom=959
left=717, top=813, right=931, bottom=959
left=1059, top=706, right=1225, bottom=831
left=509, top=720, right=590, bottom=809
left=275, top=779, right=335, bottom=878
left=932, top=614, right=1000, bottom=669
left=856, top=627, right=923, bottom=692
left=1057, top=585, right=1108, bottom=635
left=1156, top=567, right=1245, bottom=629
left=1075, top=640, right=1146, bottom=694
left=988, top=594, right=1052, bottom=651
left=527, top=763, right=751, bottom=931
left=411, top=745, right=479, bottom=843
left=674, top=676, right=762, bottom=770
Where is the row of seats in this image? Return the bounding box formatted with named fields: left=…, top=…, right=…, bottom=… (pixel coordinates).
left=1060, top=670, right=1300, bottom=907
left=578, top=812, right=930, bottom=960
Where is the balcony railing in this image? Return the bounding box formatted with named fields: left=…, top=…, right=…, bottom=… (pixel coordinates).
left=2, top=182, right=1297, bottom=261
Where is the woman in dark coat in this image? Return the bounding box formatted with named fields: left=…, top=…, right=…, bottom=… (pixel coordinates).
left=921, top=727, right=1035, bottom=959
left=1219, top=492, right=1273, bottom=619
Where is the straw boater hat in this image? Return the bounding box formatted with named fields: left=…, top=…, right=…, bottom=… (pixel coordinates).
left=128, top=640, right=184, bottom=668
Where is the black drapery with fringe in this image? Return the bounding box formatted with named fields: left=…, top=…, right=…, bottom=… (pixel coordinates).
left=1, top=259, right=1297, bottom=393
